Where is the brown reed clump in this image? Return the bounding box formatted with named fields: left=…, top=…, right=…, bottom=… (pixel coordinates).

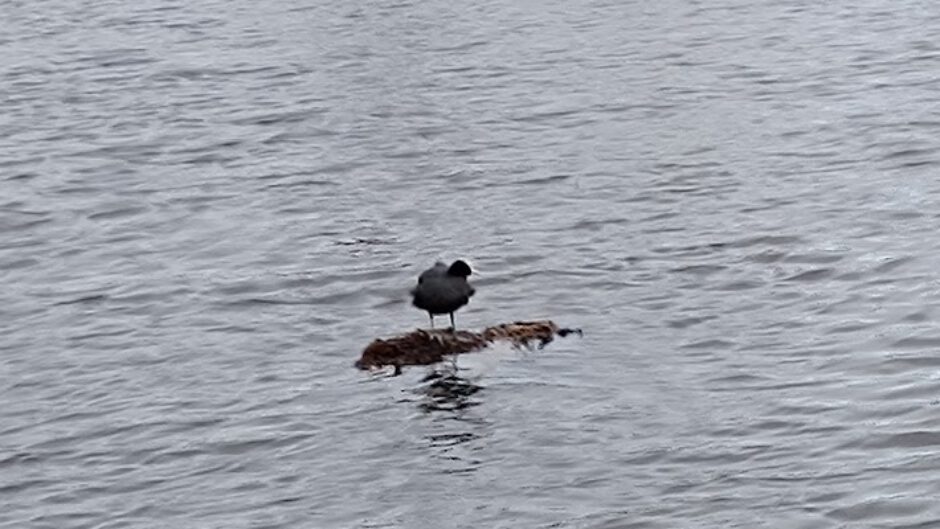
left=355, top=320, right=581, bottom=375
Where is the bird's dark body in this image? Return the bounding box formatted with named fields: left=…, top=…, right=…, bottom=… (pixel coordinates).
left=411, top=260, right=475, bottom=328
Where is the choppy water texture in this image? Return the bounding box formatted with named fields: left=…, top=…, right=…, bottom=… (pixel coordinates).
left=4, top=1, right=940, bottom=527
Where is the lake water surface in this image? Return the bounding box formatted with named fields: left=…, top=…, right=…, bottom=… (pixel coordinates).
left=4, top=1, right=940, bottom=527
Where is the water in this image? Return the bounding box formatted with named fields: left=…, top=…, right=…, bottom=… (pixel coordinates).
left=4, top=0, right=940, bottom=527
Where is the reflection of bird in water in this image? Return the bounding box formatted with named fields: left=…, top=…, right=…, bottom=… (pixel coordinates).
left=417, top=370, right=482, bottom=412
left=411, top=260, right=475, bottom=329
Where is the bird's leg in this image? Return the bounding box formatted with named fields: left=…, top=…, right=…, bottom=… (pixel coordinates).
left=428, top=313, right=434, bottom=329
left=447, top=313, right=458, bottom=368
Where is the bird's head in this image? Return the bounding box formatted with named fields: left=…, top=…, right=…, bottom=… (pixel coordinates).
left=447, top=260, right=472, bottom=278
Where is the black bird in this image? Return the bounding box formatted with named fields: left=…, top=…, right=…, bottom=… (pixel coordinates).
left=411, top=260, right=475, bottom=329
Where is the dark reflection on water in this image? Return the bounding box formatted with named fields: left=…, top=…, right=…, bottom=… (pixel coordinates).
left=416, top=369, right=484, bottom=413
left=5, top=0, right=940, bottom=527
left=415, top=373, right=489, bottom=478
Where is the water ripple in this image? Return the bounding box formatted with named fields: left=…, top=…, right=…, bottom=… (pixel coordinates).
left=5, top=0, right=940, bottom=528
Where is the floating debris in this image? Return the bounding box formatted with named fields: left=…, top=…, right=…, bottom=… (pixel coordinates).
left=355, top=320, right=582, bottom=375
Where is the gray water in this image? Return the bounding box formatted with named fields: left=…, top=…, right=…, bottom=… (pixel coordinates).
left=4, top=1, right=940, bottom=527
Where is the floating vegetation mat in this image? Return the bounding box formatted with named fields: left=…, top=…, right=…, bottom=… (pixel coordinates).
left=355, top=320, right=582, bottom=375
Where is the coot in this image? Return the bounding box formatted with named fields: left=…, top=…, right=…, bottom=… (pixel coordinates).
left=411, top=260, right=475, bottom=329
